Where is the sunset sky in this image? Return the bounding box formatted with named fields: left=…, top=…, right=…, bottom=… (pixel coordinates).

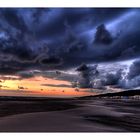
left=0, top=76, right=89, bottom=97
left=0, top=8, right=140, bottom=97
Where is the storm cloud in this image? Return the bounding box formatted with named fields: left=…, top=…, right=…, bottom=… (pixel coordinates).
left=76, top=64, right=99, bottom=88
left=41, top=84, right=72, bottom=88
left=0, top=8, right=139, bottom=72
left=0, top=8, right=140, bottom=93
left=119, top=59, right=140, bottom=89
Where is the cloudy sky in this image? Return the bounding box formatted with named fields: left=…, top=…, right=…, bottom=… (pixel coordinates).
left=0, top=8, right=140, bottom=97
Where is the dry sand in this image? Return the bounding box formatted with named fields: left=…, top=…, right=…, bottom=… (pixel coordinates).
left=0, top=99, right=139, bottom=132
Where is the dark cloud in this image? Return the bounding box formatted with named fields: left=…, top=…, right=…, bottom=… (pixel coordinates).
left=2, top=9, right=28, bottom=32
left=18, top=86, right=28, bottom=90
left=0, top=61, right=25, bottom=75
left=63, top=24, right=86, bottom=52
left=41, top=84, right=72, bottom=88
left=119, top=76, right=140, bottom=89
left=85, top=59, right=140, bottom=90
left=76, top=63, right=89, bottom=71
left=127, top=59, right=140, bottom=79
left=75, top=88, right=79, bottom=92
left=41, top=70, right=77, bottom=82
left=0, top=59, right=37, bottom=75
left=0, top=22, right=37, bottom=66
left=104, top=69, right=123, bottom=85
left=81, top=66, right=124, bottom=90
left=17, top=71, right=35, bottom=79
left=76, top=64, right=99, bottom=88
left=0, top=85, right=9, bottom=89
left=0, top=8, right=139, bottom=85
left=38, top=8, right=129, bottom=38
left=40, top=57, right=63, bottom=66
left=32, top=8, right=50, bottom=24
left=93, top=24, right=113, bottom=45
left=118, top=59, right=140, bottom=89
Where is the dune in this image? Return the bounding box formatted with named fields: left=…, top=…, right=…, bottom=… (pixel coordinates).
left=0, top=99, right=139, bottom=132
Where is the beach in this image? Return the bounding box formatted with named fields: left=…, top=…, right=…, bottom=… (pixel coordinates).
left=0, top=97, right=139, bottom=132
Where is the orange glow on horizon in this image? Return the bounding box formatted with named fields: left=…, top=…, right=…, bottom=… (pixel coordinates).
left=0, top=76, right=94, bottom=97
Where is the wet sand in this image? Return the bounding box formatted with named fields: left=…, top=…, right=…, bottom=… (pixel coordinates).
left=0, top=98, right=140, bottom=132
